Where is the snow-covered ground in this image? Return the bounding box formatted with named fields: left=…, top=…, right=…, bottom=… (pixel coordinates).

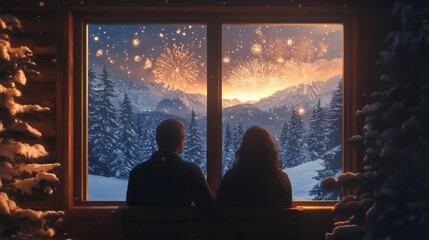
left=88, top=159, right=323, bottom=201
left=284, top=159, right=324, bottom=200
left=88, top=174, right=128, bottom=201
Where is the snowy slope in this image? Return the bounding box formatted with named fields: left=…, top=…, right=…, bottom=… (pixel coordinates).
left=88, top=174, right=128, bottom=201
left=283, top=159, right=324, bottom=200
left=88, top=159, right=324, bottom=201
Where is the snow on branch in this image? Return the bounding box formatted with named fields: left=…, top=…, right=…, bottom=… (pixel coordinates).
left=0, top=142, right=48, bottom=161
left=9, top=102, right=50, bottom=116
left=18, top=163, right=60, bottom=175
left=13, top=70, right=26, bottom=85
left=0, top=84, right=22, bottom=98
left=0, top=162, right=16, bottom=180
left=13, top=172, right=59, bottom=195
left=0, top=14, right=22, bottom=31
left=0, top=39, right=11, bottom=61
left=11, top=121, right=42, bottom=137
left=0, top=192, right=17, bottom=214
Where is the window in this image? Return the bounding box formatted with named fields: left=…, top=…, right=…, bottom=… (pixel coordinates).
left=221, top=24, right=343, bottom=200
left=70, top=9, right=358, bottom=206
left=87, top=24, right=207, bottom=200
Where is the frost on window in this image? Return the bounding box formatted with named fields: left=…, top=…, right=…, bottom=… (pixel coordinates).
left=221, top=24, right=343, bottom=200
left=87, top=24, right=207, bottom=200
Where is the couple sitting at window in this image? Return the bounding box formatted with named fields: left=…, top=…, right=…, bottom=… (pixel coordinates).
left=126, top=119, right=292, bottom=219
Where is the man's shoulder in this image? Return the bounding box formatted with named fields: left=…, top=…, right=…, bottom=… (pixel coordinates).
left=177, top=159, right=202, bottom=173
left=130, top=160, right=152, bottom=174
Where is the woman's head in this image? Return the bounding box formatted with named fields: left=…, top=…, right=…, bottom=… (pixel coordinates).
left=234, top=126, right=281, bottom=172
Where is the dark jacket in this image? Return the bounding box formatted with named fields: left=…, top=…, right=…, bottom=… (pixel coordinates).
left=126, top=151, right=214, bottom=217
left=215, top=167, right=292, bottom=208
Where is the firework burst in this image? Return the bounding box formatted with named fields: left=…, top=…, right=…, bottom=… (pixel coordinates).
left=227, top=58, right=281, bottom=100
left=283, top=59, right=322, bottom=100
left=153, top=45, right=199, bottom=90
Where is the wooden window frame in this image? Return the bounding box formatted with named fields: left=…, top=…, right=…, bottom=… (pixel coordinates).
left=60, top=6, right=359, bottom=209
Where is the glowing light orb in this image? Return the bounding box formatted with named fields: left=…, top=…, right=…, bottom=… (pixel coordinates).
left=297, top=107, right=306, bottom=115
left=153, top=45, right=199, bottom=90
left=143, top=58, right=152, bottom=69
left=251, top=43, right=263, bottom=55
left=132, top=38, right=140, bottom=47
left=287, top=39, right=293, bottom=46
left=276, top=57, right=285, bottom=63
left=96, top=49, right=103, bottom=57
left=223, top=57, right=231, bottom=63
left=93, top=36, right=99, bottom=41
left=159, top=33, right=164, bottom=38
left=134, top=55, right=142, bottom=62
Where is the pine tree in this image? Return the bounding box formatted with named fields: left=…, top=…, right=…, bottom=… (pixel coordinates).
left=325, top=2, right=429, bottom=239
left=284, top=109, right=306, bottom=167
left=309, top=86, right=343, bottom=200
left=222, top=122, right=235, bottom=175
left=307, top=99, right=326, bottom=159
left=232, top=122, right=245, bottom=152
left=87, top=68, right=102, bottom=175
left=117, top=93, right=138, bottom=178
left=278, top=120, right=289, bottom=169
left=0, top=14, right=64, bottom=238
left=326, top=80, right=342, bottom=150
left=184, top=110, right=206, bottom=173
left=96, top=65, right=119, bottom=177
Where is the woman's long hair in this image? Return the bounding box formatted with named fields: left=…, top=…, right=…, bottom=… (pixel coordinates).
left=233, top=126, right=281, bottom=174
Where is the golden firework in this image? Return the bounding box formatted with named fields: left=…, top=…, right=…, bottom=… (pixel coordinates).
left=153, top=45, right=199, bottom=90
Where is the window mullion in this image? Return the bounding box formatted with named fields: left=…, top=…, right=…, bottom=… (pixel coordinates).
left=206, top=18, right=222, bottom=195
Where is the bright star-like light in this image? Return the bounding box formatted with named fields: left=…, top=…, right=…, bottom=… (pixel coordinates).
left=132, top=38, right=140, bottom=47
left=134, top=55, right=142, bottom=62
left=96, top=49, right=103, bottom=57
left=251, top=43, right=262, bottom=55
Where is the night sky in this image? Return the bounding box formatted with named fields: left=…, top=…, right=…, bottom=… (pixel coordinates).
left=88, top=23, right=342, bottom=102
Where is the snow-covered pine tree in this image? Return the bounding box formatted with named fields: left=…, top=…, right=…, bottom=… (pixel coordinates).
left=184, top=110, right=206, bottom=173
left=142, top=120, right=156, bottom=160
left=307, top=99, right=326, bottom=158
left=284, top=109, right=306, bottom=167
left=95, top=65, right=118, bottom=177
left=0, top=14, right=64, bottom=238
left=326, top=80, right=343, bottom=150
left=325, top=1, right=429, bottom=239
left=232, top=122, right=245, bottom=153
left=87, top=67, right=103, bottom=175
left=222, top=122, right=235, bottom=175
left=310, top=91, right=342, bottom=200
left=278, top=120, right=289, bottom=169
left=116, top=93, right=138, bottom=179
left=134, top=117, right=145, bottom=161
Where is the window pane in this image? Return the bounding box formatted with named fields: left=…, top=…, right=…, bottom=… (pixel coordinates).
left=222, top=24, right=343, bottom=200
left=87, top=24, right=207, bottom=200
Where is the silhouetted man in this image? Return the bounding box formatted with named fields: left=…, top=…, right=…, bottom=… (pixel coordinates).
left=126, top=119, right=214, bottom=218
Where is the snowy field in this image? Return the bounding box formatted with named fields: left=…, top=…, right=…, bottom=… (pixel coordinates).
left=88, top=174, right=128, bottom=200
left=88, top=159, right=324, bottom=201
left=283, top=159, right=324, bottom=200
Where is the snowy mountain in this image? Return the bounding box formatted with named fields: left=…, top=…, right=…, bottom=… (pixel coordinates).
left=255, top=76, right=341, bottom=110
left=112, top=78, right=207, bottom=116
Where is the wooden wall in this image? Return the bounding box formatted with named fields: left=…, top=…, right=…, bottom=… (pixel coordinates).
left=2, top=0, right=391, bottom=239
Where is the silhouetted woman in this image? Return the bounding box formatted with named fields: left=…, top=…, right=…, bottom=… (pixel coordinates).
left=216, top=126, right=292, bottom=208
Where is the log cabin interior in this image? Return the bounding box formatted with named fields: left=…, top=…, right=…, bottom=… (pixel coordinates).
left=1, top=0, right=428, bottom=239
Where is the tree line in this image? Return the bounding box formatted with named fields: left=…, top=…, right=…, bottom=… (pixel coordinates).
left=88, top=66, right=206, bottom=179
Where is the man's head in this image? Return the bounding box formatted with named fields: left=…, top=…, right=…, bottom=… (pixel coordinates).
left=156, top=119, right=185, bottom=153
